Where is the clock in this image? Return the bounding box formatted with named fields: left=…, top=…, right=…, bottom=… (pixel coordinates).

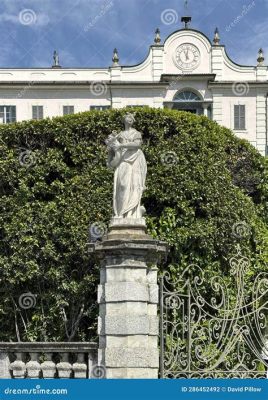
left=174, top=43, right=200, bottom=71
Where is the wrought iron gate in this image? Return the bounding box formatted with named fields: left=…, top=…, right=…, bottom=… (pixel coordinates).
left=159, top=245, right=268, bottom=378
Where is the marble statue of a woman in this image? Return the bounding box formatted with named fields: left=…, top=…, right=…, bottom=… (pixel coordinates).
left=105, top=113, right=147, bottom=220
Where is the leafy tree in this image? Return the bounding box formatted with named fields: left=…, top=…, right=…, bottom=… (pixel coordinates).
left=0, top=108, right=267, bottom=342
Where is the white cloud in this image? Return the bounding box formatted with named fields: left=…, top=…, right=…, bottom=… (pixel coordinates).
left=0, top=0, right=265, bottom=68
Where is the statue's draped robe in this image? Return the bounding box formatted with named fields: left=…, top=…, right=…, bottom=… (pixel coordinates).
left=113, top=129, right=147, bottom=218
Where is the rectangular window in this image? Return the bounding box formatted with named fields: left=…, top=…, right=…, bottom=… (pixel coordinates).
left=0, top=106, right=16, bottom=124
left=126, top=105, right=146, bottom=109
left=90, top=106, right=111, bottom=111
left=32, top=106, right=43, bottom=120
left=63, top=106, right=74, bottom=115
left=234, top=105, right=246, bottom=130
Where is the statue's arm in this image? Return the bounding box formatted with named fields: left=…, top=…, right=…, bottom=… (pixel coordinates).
left=121, top=140, right=141, bottom=149
left=119, top=132, right=142, bottom=149
left=107, top=148, right=121, bottom=169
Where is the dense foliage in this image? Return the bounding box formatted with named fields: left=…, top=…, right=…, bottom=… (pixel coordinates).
left=0, top=108, right=267, bottom=342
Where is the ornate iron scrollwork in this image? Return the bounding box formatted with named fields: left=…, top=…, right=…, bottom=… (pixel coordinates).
left=160, top=245, right=268, bottom=378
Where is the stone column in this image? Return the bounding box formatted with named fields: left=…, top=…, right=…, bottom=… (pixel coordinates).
left=256, top=92, right=267, bottom=156
left=0, top=353, right=10, bottom=378
left=202, top=104, right=209, bottom=117
left=89, top=218, right=167, bottom=379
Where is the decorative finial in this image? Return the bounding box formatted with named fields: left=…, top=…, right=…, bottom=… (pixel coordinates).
left=112, top=48, right=120, bottom=66
left=154, top=28, right=161, bottom=45
left=184, top=0, right=189, bottom=11
left=257, top=48, right=265, bottom=66
left=52, top=50, right=61, bottom=68
left=213, top=27, right=220, bottom=45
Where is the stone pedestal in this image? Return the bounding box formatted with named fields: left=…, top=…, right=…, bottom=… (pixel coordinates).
left=89, top=218, right=167, bottom=379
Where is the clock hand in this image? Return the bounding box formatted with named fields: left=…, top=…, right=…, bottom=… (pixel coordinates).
left=184, top=49, right=189, bottom=61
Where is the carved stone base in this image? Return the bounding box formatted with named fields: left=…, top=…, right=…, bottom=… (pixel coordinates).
left=106, top=217, right=150, bottom=240
left=89, top=224, right=168, bottom=379
left=110, top=217, right=146, bottom=228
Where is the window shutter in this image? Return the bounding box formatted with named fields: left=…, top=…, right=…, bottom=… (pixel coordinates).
left=240, top=105, right=245, bottom=130
left=32, top=106, right=43, bottom=120
left=234, top=105, right=240, bottom=130
left=32, top=106, right=37, bottom=120
left=0, top=106, right=16, bottom=123
left=39, top=106, right=43, bottom=119
left=90, top=105, right=111, bottom=110
left=11, top=106, right=16, bottom=122
left=63, top=106, right=74, bottom=115
left=0, top=107, right=4, bottom=123
left=234, top=105, right=246, bottom=130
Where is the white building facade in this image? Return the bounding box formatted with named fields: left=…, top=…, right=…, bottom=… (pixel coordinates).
left=0, top=21, right=267, bottom=156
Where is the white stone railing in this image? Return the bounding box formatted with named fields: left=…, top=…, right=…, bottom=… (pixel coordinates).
left=0, top=342, right=99, bottom=379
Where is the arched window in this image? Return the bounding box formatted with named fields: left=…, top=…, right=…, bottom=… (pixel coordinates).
left=173, top=91, right=202, bottom=102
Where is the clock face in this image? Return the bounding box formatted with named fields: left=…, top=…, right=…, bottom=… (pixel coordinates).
left=174, top=43, right=200, bottom=71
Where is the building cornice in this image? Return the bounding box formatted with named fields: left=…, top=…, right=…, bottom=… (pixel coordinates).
left=0, top=68, right=109, bottom=71
left=110, top=82, right=167, bottom=89
left=208, top=81, right=268, bottom=88
left=0, top=81, right=168, bottom=89
left=161, top=74, right=216, bottom=82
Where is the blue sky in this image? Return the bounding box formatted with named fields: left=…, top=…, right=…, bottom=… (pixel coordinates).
left=0, top=0, right=266, bottom=68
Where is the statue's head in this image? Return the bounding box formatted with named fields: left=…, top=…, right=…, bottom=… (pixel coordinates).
left=123, top=113, right=135, bottom=127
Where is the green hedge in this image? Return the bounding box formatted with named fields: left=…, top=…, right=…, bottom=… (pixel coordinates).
left=0, top=108, right=267, bottom=342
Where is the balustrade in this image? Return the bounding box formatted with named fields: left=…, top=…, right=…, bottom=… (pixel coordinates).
left=0, top=342, right=97, bottom=379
